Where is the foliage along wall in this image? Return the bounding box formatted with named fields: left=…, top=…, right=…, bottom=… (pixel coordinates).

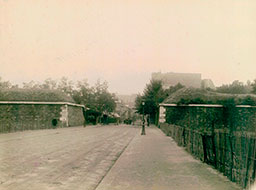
left=0, top=102, right=85, bottom=133
left=159, top=105, right=256, bottom=189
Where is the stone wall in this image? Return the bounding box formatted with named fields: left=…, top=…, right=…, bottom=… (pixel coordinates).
left=0, top=102, right=85, bottom=133
left=159, top=105, right=256, bottom=189
left=67, top=105, right=85, bottom=127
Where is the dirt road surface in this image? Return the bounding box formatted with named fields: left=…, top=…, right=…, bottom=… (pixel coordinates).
left=0, top=125, right=139, bottom=190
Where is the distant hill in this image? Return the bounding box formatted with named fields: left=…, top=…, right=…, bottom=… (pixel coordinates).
left=0, top=88, right=75, bottom=102
left=117, top=94, right=137, bottom=108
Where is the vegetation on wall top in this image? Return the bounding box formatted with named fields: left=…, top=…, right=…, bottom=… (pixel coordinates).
left=0, top=88, right=75, bottom=102
left=164, top=87, right=256, bottom=106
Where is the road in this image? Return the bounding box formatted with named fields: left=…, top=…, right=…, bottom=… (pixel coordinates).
left=0, top=125, right=241, bottom=190
left=0, top=125, right=139, bottom=190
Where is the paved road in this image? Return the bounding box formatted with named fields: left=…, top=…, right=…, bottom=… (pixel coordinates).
left=0, top=125, right=139, bottom=190
left=96, top=127, right=241, bottom=190
left=0, top=125, right=241, bottom=190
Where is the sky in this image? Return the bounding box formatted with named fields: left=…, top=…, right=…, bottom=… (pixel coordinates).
left=0, top=0, right=256, bottom=94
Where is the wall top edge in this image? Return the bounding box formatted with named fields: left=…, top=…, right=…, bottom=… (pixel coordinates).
left=0, top=101, right=85, bottom=108
left=159, top=103, right=256, bottom=108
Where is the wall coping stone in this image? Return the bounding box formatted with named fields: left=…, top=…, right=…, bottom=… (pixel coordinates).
left=159, top=103, right=256, bottom=108
left=0, top=101, right=85, bottom=108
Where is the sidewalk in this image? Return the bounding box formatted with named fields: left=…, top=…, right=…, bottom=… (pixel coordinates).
left=96, top=127, right=241, bottom=190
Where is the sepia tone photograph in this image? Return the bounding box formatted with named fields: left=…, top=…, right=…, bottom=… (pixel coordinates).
left=0, top=0, right=256, bottom=189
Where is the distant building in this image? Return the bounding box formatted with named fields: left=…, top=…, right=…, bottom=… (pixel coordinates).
left=152, top=72, right=202, bottom=89
left=201, top=79, right=216, bottom=90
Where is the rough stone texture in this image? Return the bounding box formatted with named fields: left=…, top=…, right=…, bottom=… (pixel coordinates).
left=67, top=105, right=85, bottom=127
left=0, top=103, right=85, bottom=133
left=160, top=106, right=256, bottom=189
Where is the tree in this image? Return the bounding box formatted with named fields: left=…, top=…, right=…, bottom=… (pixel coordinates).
left=72, top=79, right=91, bottom=105
left=92, top=80, right=117, bottom=120
left=0, top=77, right=13, bottom=89
left=165, top=83, right=185, bottom=96
left=40, top=78, right=58, bottom=90
left=72, top=79, right=117, bottom=124
left=251, top=79, right=256, bottom=94
left=22, top=80, right=40, bottom=89
left=57, top=77, right=74, bottom=96
left=216, top=80, right=250, bottom=94
left=135, top=80, right=166, bottom=125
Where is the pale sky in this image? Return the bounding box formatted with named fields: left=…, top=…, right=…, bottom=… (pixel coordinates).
left=0, top=0, right=256, bottom=94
